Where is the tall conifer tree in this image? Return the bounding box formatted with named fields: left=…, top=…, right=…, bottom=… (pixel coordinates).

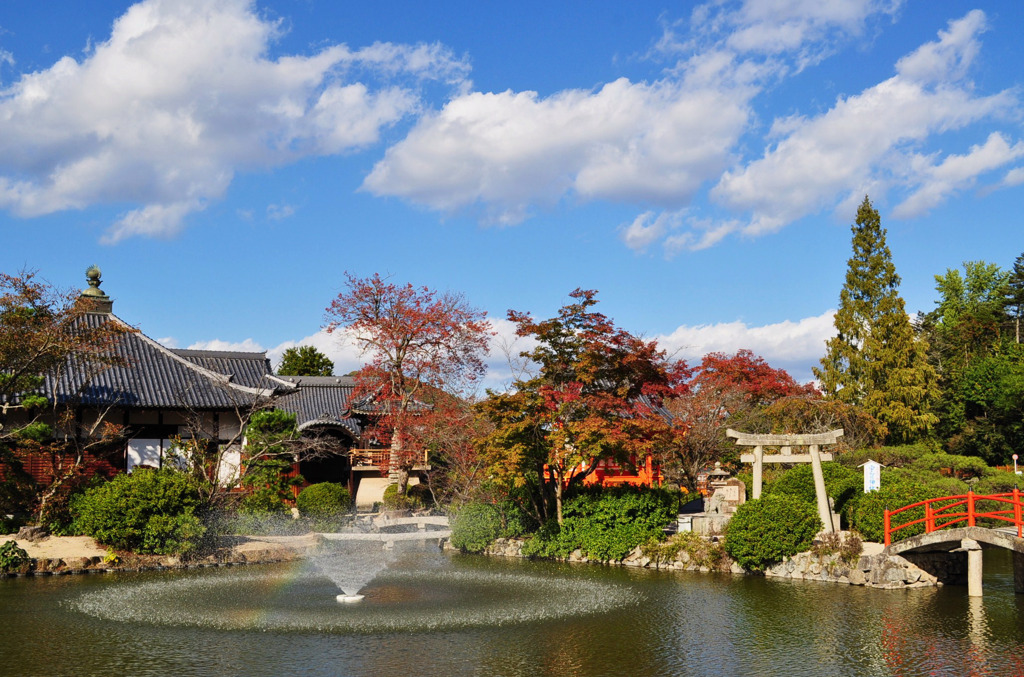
left=814, top=197, right=938, bottom=442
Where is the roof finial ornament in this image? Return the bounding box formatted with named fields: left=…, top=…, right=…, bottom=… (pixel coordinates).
left=80, top=264, right=113, bottom=312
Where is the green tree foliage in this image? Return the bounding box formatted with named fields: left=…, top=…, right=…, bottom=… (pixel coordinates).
left=724, top=494, right=821, bottom=571
left=70, top=468, right=205, bottom=555
left=238, top=410, right=303, bottom=513
left=814, top=197, right=938, bottom=443
left=276, top=345, right=334, bottom=376
left=478, top=289, right=688, bottom=525
left=1005, top=253, right=1024, bottom=343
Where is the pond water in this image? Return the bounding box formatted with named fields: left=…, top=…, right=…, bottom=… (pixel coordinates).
left=2, top=547, right=1023, bottom=676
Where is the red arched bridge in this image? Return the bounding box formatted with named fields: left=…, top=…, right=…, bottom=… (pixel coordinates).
left=883, top=489, right=1024, bottom=596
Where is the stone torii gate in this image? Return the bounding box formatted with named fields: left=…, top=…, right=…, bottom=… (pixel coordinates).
left=726, top=428, right=845, bottom=533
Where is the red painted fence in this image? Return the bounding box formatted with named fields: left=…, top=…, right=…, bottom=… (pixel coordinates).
left=884, top=489, right=1024, bottom=546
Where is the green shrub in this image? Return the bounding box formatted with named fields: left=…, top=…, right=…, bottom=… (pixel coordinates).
left=496, top=499, right=536, bottom=538
left=724, top=494, right=821, bottom=571
left=0, top=540, right=29, bottom=572
left=976, top=471, right=1023, bottom=495
left=910, top=452, right=990, bottom=480
left=238, top=486, right=289, bottom=515
left=297, top=483, right=350, bottom=516
left=450, top=502, right=502, bottom=553
left=520, top=519, right=577, bottom=559
left=71, top=468, right=205, bottom=555
left=766, top=462, right=861, bottom=518
left=523, top=487, right=678, bottom=562
left=845, top=475, right=944, bottom=543
left=642, top=531, right=727, bottom=570
left=406, top=483, right=432, bottom=510
left=838, top=444, right=936, bottom=469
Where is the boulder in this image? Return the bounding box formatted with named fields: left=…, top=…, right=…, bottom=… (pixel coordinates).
left=16, top=526, right=47, bottom=542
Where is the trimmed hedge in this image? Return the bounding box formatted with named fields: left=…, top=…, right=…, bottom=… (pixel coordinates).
left=522, top=487, right=679, bottom=562
left=766, top=461, right=861, bottom=518
left=724, top=494, right=821, bottom=571
left=450, top=502, right=503, bottom=553
left=845, top=475, right=944, bottom=543
left=71, top=468, right=205, bottom=555
left=296, top=482, right=350, bottom=517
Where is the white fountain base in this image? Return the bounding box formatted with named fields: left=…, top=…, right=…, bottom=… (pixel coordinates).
left=336, top=594, right=365, bottom=604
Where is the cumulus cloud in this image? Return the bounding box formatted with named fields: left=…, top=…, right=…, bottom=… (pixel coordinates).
left=0, top=0, right=467, bottom=242
left=363, top=72, right=753, bottom=223
left=709, top=10, right=1016, bottom=238
left=367, top=3, right=1016, bottom=256
left=655, top=310, right=836, bottom=382
left=266, top=328, right=364, bottom=376
left=893, top=133, right=1024, bottom=217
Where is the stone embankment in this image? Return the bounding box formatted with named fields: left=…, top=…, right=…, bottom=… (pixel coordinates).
left=482, top=537, right=941, bottom=590
left=0, top=532, right=316, bottom=578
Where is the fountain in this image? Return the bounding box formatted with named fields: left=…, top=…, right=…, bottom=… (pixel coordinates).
left=308, top=518, right=450, bottom=603
left=311, top=539, right=390, bottom=604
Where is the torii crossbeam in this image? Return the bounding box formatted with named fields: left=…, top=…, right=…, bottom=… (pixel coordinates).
left=726, top=428, right=845, bottom=533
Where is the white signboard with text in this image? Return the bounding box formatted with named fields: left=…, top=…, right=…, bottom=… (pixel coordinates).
left=862, top=460, right=881, bottom=493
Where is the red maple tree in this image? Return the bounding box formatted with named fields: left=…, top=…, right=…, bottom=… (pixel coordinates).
left=324, top=273, right=492, bottom=494
left=479, top=289, right=690, bottom=524
left=663, top=349, right=817, bottom=489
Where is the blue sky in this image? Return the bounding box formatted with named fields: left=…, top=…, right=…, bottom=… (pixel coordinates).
left=1, top=0, right=1022, bottom=389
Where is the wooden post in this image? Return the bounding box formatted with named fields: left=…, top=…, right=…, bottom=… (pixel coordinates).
left=809, top=444, right=834, bottom=533
left=925, top=501, right=934, bottom=533
left=968, top=489, right=975, bottom=527
left=753, top=445, right=763, bottom=499
left=884, top=509, right=891, bottom=546
left=1014, top=487, right=1022, bottom=539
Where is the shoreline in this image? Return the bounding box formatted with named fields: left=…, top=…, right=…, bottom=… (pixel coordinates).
left=3, top=531, right=948, bottom=592
left=0, top=533, right=317, bottom=578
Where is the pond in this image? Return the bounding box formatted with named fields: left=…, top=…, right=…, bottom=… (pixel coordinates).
left=2, top=547, right=1023, bottom=676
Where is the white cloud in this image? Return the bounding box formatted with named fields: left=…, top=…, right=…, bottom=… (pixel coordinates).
left=187, top=337, right=266, bottom=352
left=893, top=133, right=1024, bottom=218
left=0, top=0, right=467, bottom=242
left=267, top=328, right=365, bottom=376
left=366, top=3, right=1016, bottom=257
left=364, top=70, right=754, bottom=223
left=655, top=310, right=836, bottom=381
left=1003, top=167, right=1024, bottom=188
left=266, top=203, right=296, bottom=221
left=710, top=11, right=1016, bottom=237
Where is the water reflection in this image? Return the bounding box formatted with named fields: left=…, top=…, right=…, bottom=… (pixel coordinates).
left=0, top=549, right=1022, bottom=676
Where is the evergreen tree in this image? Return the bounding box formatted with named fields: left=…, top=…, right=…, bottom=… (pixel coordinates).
left=277, top=345, right=334, bottom=376
left=1004, top=252, right=1024, bottom=344
left=814, top=196, right=938, bottom=443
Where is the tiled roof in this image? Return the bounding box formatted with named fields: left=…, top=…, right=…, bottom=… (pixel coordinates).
left=171, top=349, right=275, bottom=389
left=48, top=312, right=277, bottom=409
left=272, top=375, right=363, bottom=436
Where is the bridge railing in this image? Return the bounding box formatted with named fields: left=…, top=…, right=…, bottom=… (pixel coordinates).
left=884, top=489, right=1023, bottom=546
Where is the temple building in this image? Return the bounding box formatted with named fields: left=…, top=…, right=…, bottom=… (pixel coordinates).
left=7, top=266, right=402, bottom=509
